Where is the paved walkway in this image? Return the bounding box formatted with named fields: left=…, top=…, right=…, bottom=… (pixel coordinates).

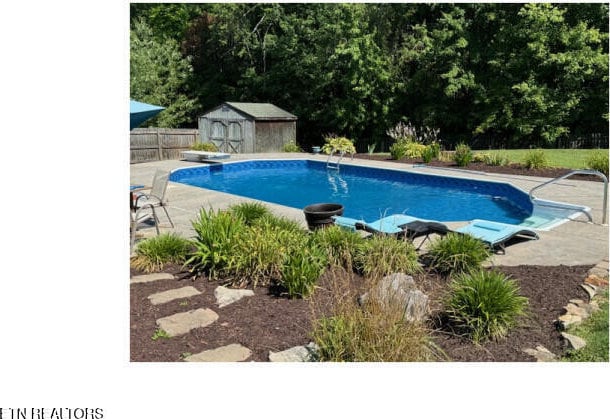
left=130, top=153, right=609, bottom=266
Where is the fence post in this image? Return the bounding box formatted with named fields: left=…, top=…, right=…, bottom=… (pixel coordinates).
left=157, top=130, right=162, bottom=161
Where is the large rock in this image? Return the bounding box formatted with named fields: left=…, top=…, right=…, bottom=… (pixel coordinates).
left=359, top=273, right=429, bottom=322
left=561, top=332, right=587, bottom=351
left=214, top=286, right=255, bottom=308
left=522, top=345, right=557, bottom=362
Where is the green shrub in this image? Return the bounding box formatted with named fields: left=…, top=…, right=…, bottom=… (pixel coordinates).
left=585, top=150, right=609, bottom=177
left=190, top=142, right=218, bottom=152
left=421, top=145, right=436, bottom=163
left=283, top=141, right=302, bottom=153
left=321, top=135, right=356, bottom=155
left=523, top=149, right=548, bottom=169
left=185, top=208, right=245, bottom=278
left=390, top=140, right=427, bottom=160
left=131, top=233, right=193, bottom=273
left=426, top=233, right=490, bottom=275
left=311, top=225, right=364, bottom=269
left=389, top=141, right=408, bottom=160
left=228, top=202, right=271, bottom=226
left=280, top=242, right=327, bottom=298
left=355, top=235, right=421, bottom=278
left=444, top=270, right=529, bottom=343
left=453, top=143, right=473, bottom=167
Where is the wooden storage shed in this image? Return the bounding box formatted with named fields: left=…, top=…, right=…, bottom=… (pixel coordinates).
left=198, top=102, right=297, bottom=153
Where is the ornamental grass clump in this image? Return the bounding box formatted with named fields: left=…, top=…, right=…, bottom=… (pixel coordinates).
left=228, top=202, right=271, bottom=226
left=453, top=143, right=473, bottom=167
left=523, top=149, right=548, bottom=169
left=131, top=233, right=193, bottom=273
left=444, top=270, right=529, bottom=343
left=354, top=235, right=421, bottom=278
left=426, top=233, right=490, bottom=276
left=280, top=240, right=327, bottom=298
left=311, top=225, right=364, bottom=269
left=585, top=150, right=609, bottom=177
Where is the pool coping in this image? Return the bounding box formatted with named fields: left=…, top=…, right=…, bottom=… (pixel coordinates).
left=130, top=153, right=609, bottom=267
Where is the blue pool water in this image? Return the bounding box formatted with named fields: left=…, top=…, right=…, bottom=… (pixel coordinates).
left=170, top=159, right=544, bottom=225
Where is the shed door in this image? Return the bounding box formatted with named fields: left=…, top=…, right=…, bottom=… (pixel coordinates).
left=209, top=120, right=243, bottom=153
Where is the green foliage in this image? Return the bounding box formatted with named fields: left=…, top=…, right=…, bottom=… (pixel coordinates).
left=421, top=142, right=441, bottom=163
left=311, top=225, right=364, bottom=269
left=185, top=208, right=245, bottom=278
left=131, top=233, right=193, bottom=273
left=389, top=140, right=427, bottom=160
left=426, top=233, right=491, bottom=275
left=228, top=202, right=271, bottom=226
left=453, top=143, right=473, bottom=167
left=130, top=19, right=197, bottom=127
left=355, top=235, right=421, bottom=278
left=483, top=152, right=509, bottom=166
left=283, top=141, right=303, bottom=153
left=561, top=290, right=608, bottom=362
left=444, top=270, right=529, bottom=343
left=367, top=143, right=377, bottom=155
left=151, top=328, right=171, bottom=341
left=190, top=142, right=218, bottom=152
left=585, top=150, right=609, bottom=176
left=321, top=135, right=357, bottom=155
left=280, top=241, right=327, bottom=298
left=523, top=149, right=549, bottom=169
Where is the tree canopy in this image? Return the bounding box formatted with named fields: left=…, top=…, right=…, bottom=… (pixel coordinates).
left=130, top=3, right=608, bottom=150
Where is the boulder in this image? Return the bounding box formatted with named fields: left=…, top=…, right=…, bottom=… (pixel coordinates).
left=359, top=273, right=429, bottom=322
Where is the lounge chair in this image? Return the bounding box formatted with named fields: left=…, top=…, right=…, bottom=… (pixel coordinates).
left=332, top=214, right=449, bottom=249
left=132, top=170, right=174, bottom=233
left=453, top=219, right=539, bottom=254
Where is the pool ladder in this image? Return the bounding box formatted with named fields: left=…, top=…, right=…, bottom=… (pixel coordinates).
left=326, top=149, right=353, bottom=170
left=528, top=169, right=608, bottom=225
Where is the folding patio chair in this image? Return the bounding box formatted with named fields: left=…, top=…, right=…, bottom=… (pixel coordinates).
left=132, top=170, right=174, bottom=233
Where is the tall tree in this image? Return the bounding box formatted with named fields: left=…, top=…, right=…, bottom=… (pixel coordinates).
left=130, top=19, right=197, bottom=127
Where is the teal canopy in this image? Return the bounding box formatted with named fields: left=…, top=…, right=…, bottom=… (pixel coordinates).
left=130, top=100, right=165, bottom=129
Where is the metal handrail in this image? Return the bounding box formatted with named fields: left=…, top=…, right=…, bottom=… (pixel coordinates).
left=326, top=149, right=345, bottom=170
left=529, top=169, right=608, bottom=224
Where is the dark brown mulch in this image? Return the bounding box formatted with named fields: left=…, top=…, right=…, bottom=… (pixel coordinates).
left=353, top=154, right=603, bottom=181
left=130, top=263, right=592, bottom=362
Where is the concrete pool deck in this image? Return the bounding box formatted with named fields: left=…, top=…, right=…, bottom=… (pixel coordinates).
left=130, top=153, right=609, bottom=267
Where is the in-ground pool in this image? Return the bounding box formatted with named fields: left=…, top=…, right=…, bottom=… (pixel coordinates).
left=170, top=159, right=582, bottom=228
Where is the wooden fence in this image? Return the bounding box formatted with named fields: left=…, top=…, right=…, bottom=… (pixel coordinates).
left=130, top=128, right=199, bottom=163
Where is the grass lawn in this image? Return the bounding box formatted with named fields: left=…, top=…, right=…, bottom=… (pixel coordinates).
left=472, top=149, right=609, bottom=169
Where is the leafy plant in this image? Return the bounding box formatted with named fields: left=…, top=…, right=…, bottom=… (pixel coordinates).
left=523, top=149, right=548, bottom=169
left=190, top=141, right=219, bottom=152
left=585, top=150, right=609, bottom=177
left=228, top=202, right=271, bottom=226
left=421, top=144, right=436, bottom=163
left=283, top=141, right=302, bottom=152
left=321, top=135, right=357, bottom=155
left=354, top=235, right=421, bottom=279
left=185, top=208, right=245, bottom=278
left=151, top=328, right=171, bottom=341
left=444, top=270, right=529, bottom=343
left=280, top=242, right=327, bottom=298
left=131, top=233, right=193, bottom=273
left=390, top=140, right=427, bottom=160
left=426, top=233, right=490, bottom=275
left=484, top=152, right=509, bottom=166
left=453, top=143, right=473, bottom=167
left=367, top=142, right=377, bottom=155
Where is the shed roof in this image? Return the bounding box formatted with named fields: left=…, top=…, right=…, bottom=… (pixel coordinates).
left=223, top=102, right=297, bottom=120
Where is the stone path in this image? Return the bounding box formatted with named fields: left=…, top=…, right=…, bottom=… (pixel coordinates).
left=132, top=272, right=314, bottom=362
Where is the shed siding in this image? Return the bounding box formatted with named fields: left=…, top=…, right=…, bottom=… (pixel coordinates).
left=254, top=121, right=296, bottom=152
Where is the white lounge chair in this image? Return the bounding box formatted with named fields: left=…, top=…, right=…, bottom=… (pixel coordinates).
left=132, top=170, right=174, bottom=233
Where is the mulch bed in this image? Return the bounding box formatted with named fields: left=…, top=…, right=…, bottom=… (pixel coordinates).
left=131, top=263, right=591, bottom=362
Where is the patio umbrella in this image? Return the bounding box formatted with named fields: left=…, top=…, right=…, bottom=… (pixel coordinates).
left=130, top=99, right=165, bottom=129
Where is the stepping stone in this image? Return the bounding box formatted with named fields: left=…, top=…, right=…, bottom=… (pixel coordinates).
left=561, top=332, right=587, bottom=351
left=184, top=344, right=252, bottom=362
left=269, top=342, right=319, bottom=362
left=214, top=286, right=255, bottom=308
left=131, top=272, right=174, bottom=284
left=522, top=345, right=556, bottom=362
left=148, top=286, right=201, bottom=305
left=156, top=308, right=218, bottom=337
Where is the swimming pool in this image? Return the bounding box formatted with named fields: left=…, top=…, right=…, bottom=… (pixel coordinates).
left=170, top=159, right=580, bottom=228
